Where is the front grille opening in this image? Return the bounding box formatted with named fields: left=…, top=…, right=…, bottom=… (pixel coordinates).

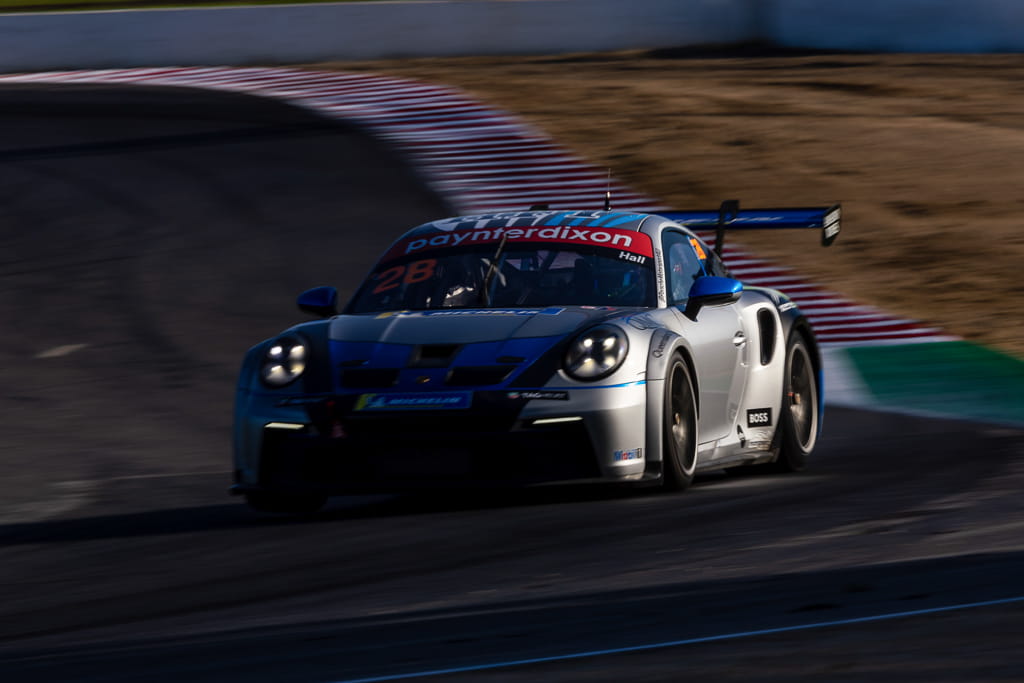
left=340, top=367, right=400, bottom=388
left=410, top=344, right=461, bottom=368
left=446, top=365, right=516, bottom=386
left=257, top=415, right=600, bottom=488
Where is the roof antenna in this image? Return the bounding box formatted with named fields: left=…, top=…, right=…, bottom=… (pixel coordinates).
left=604, top=169, right=612, bottom=211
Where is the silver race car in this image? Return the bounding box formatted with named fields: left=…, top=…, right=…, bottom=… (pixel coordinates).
left=232, top=202, right=840, bottom=513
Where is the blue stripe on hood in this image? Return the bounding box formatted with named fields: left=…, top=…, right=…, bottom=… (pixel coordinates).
left=329, top=335, right=560, bottom=393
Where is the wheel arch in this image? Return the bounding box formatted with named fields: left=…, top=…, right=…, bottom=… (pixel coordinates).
left=644, top=331, right=699, bottom=477
left=674, top=345, right=700, bottom=420
left=781, top=313, right=824, bottom=438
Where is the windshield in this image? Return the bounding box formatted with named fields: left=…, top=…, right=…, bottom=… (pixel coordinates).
left=347, top=237, right=657, bottom=314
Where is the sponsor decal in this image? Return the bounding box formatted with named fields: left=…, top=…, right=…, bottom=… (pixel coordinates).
left=507, top=390, right=569, bottom=401
left=654, top=247, right=665, bottom=300
left=627, top=313, right=659, bottom=330
left=432, top=212, right=540, bottom=228
left=383, top=226, right=654, bottom=261
left=429, top=211, right=646, bottom=231
left=617, top=250, right=646, bottom=264
left=355, top=392, right=472, bottom=411
left=613, top=447, right=643, bottom=462
left=746, top=408, right=773, bottom=427
left=650, top=330, right=670, bottom=358
left=778, top=302, right=797, bottom=313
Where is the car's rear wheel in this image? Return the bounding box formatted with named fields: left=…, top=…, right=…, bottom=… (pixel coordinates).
left=774, top=333, right=819, bottom=472
left=662, top=356, right=698, bottom=491
left=245, top=491, right=327, bottom=515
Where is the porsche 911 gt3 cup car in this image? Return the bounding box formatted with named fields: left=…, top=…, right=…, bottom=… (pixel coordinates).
left=232, top=202, right=840, bottom=513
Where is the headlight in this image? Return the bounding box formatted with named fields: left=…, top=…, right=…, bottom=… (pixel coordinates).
left=260, top=336, right=307, bottom=388
left=563, top=325, right=628, bottom=381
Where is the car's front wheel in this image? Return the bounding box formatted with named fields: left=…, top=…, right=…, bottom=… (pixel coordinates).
left=774, top=333, right=819, bottom=472
left=245, top=491, right=327, bottom=515
left=662, top=356, right=698, bottom=491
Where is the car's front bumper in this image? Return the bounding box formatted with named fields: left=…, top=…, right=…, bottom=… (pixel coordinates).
left=233, top=382, right=650, bottom=493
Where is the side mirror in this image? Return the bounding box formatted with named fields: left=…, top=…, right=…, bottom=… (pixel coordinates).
left=684, top=276, right=742, bottom=320
left=297, top=286, right=338, bottom=318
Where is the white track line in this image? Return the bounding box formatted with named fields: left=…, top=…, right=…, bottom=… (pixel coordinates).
left=35, top=343, right=88, bottom=359
left=329, top=595, right=1024, bottom=683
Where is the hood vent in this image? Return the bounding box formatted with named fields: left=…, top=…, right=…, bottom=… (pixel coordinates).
left=410, top=344, right=461, bottom=368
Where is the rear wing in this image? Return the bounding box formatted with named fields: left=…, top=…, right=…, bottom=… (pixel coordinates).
left=658, top=200, right=841, bottom=255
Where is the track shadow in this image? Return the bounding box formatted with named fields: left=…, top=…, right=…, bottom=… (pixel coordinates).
left=0, top=483, right=649, bottom=546
left=0, top=503, right=254, bottom=546
left=6, top=549, right=1024, bottom=683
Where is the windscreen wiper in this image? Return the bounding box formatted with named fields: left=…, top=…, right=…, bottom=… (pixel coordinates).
left=479, top=234, right=509, bottom=307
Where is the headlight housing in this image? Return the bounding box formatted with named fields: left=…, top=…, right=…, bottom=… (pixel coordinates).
left=260, top=336, right=307, bottom=388
left=563, top=325, right=628, bottom=381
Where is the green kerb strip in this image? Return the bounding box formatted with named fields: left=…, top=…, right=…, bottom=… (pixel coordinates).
left=846, top=341, right=1024, bottom=426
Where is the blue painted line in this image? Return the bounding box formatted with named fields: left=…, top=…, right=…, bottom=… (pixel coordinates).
left=602, top=213, right=645, bottom=227
left=506, top=381, right=644, bottom=392
left=567, top=380, right=646, bottom=389
left=541, top=211, right=573, bottom=226
left=593, top=212, right=627, bottom=227
left=327, top=594, right=1024, bottom=683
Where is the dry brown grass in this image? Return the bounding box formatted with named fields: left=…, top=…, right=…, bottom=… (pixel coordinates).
left=314, top=51, right=1024, bottom=356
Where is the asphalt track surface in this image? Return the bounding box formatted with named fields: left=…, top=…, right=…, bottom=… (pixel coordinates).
left=1, top=85, right=1023, bottom=682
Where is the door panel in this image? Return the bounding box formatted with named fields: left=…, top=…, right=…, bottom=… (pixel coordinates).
left=671, top=304, right=744, bottom=442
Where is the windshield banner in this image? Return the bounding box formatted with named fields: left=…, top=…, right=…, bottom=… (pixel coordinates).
left=383, top=225, right=654, bottom=262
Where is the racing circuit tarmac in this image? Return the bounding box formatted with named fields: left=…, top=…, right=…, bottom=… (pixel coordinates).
left=1, top=85, right=1024, bottom=682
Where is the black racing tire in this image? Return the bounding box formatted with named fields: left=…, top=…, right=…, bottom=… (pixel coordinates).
left=662, top=355, right=698, bottom=491
left=244, top=491, right=327, bottom=515
left=773, top=333, right=819, bottom=472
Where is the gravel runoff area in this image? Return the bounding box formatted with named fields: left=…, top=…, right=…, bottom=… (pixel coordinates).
left=314, top=50, right=1024, bottom=358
